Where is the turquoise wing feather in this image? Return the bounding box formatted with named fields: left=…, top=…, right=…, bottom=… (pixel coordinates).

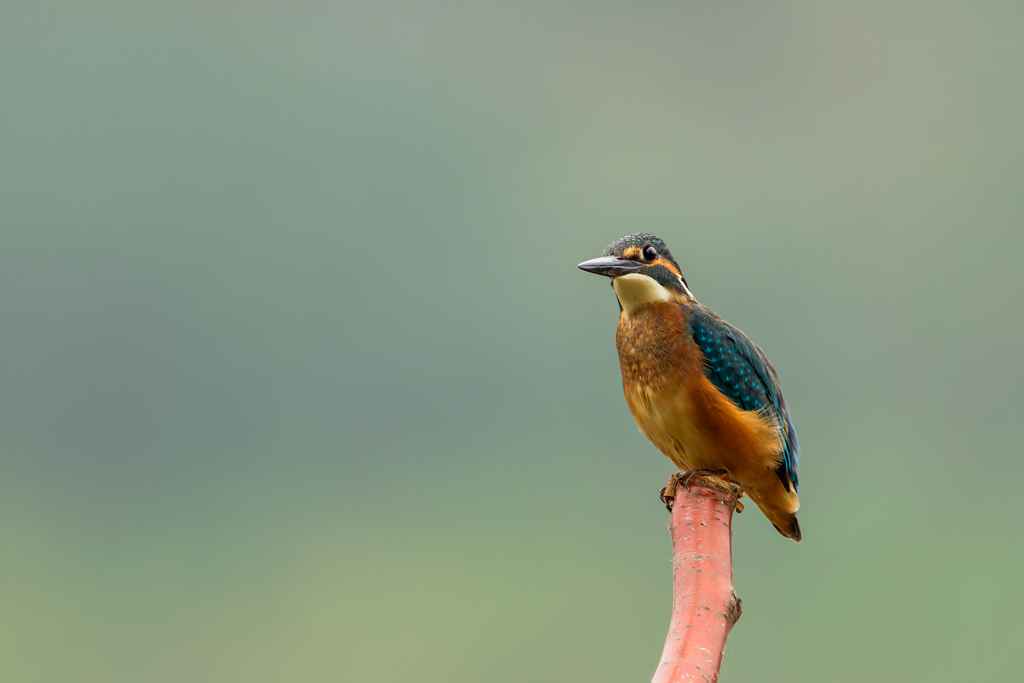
left=687, top=305, right=800, bottom=492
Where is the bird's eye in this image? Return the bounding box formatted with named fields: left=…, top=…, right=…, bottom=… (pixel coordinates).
left=642, top=245, right=658, bottom=261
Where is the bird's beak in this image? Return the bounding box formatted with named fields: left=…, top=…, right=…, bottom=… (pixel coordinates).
left=577, top=255, right=643, bottom=278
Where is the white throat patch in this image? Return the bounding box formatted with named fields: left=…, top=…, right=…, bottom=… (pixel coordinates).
left=612, top=273, right=672, bottom=316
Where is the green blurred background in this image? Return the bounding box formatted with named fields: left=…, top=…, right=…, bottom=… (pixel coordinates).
left=2, top=2, right=1022, bottom=681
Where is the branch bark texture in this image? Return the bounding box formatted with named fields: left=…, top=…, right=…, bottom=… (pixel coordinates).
left=651, top=473, right=743, bottom=683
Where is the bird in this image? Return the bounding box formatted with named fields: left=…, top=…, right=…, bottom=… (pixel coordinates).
left=578, top=233, right=801, bottom=541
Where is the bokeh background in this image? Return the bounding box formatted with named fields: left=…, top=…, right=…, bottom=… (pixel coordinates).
left=2, top=2, right=1022, bottom=681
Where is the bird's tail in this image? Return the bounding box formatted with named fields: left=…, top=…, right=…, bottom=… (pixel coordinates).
left=771, top=513, right=801, bottom=542
left=747, top=487, right=802, bottom=543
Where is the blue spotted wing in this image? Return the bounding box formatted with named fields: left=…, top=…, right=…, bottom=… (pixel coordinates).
left=687, top=304, right=800, bottom=491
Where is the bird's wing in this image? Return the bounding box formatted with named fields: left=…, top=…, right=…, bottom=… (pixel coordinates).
left=687, top=304, right=800, bottom=491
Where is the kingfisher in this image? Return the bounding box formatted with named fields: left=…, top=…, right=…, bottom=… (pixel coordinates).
left=578, top=233, right=801, bottom=541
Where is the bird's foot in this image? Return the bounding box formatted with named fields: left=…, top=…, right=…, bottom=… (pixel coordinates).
left=659, top=470, right=744, bottom=513
left=679, top=468, right=730, bottom=489
left=659, top=475, right=680, bottom=512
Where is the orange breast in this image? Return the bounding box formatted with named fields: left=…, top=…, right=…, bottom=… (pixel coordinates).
left=615, top=301, right=782, bottom=480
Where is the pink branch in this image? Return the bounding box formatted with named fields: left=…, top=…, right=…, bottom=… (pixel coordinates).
left=651, top=473, right=744, bottom=683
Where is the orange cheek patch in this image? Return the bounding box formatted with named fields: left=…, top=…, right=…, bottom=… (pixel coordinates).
left=652, top=258, right=681, bottom=276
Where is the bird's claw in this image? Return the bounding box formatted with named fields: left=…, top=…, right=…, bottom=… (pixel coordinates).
left=659, top=470, right=744, bottom=513
left=659, top=476, right=679, bottom=512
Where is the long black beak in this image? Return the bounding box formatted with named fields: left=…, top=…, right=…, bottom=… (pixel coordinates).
left=577, top=255, right=643, bottom=278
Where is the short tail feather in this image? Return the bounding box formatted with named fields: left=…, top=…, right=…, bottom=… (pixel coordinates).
left=772, top=515, right=801, bottom=543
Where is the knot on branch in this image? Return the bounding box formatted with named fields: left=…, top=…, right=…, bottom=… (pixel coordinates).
left=722, top=591, right=743, bottom=628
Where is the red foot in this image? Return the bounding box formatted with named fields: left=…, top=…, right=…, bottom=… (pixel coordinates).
left=660, top=470, right=740, bottom=513
left=679, top=468, right=730, bottom=488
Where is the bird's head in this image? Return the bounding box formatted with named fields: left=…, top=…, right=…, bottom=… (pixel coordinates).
left=578, top=233, right=693, bottom=314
